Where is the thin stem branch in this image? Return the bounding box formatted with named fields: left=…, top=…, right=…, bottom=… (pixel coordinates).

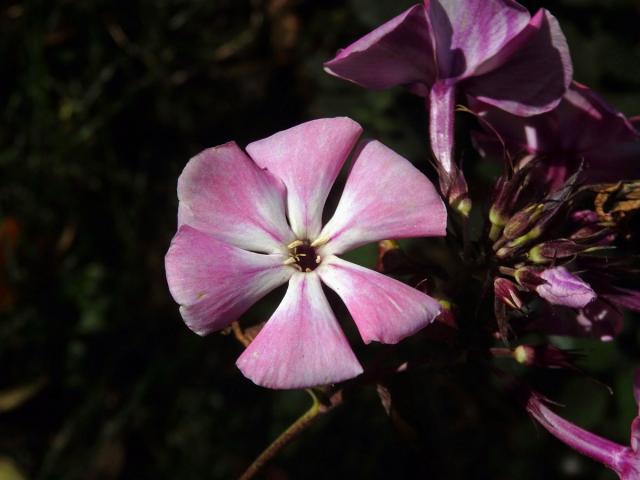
left=238, top=390, right=330, bottom=480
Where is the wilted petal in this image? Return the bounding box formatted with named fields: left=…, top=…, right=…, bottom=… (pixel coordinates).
left=236, top=272, right=363, bottom=389
left=177, top=142, right=294, bottom=254
left=536, top=267, right=596, bottom=309
left=324, top=4, right=435, bottom=92
left=465, top=9, right=572, bottom=116
left=246, top=118, right=362, bottom=240
left=319, top=140, right=446, bottom=255
left=165, top=226, right=293, bottom=335
left=428, top=0, right=530, bottom=78
left=318, top=255, right=441, bottom=344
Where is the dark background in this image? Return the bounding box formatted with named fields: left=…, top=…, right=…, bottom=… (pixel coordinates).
left=1, top=0, right=639, bottom=479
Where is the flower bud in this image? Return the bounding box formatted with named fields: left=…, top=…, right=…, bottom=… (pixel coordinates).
left=528, top=239, right=589, bottom=264
left=494, top=278, right=523, bottom=310
left=513, top=344, right=582, bottom=370
left=502, top=204, right=545, bottom=241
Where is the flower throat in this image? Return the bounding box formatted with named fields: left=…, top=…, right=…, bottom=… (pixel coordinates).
left=287, top=240, right=321, bottom=272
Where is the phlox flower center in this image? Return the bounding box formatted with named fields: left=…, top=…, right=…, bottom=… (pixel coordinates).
left=284, top=239, right=323, bottom=272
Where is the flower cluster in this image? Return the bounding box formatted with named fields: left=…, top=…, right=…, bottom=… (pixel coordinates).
left=165, top=0, right=640, bottom=476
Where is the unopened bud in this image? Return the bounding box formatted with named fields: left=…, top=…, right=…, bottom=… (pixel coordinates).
left=503, top=204, right=544, bottom=240
left=514, top=267, right=545, bottom=291
left=513, top=344, right=582, bottom=370
left=528, top=239, right=588, bottom=264
left=494, top=278, right=523, bottom=310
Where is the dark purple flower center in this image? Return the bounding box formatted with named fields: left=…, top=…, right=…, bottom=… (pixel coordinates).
left=288, top=240, right=320, bottom=272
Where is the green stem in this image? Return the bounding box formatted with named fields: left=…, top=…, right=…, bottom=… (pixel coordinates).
left=238, top=390, right=322, bottom=480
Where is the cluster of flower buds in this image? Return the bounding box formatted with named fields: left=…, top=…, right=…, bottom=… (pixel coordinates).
left=490, top=162, right=640, bottom=341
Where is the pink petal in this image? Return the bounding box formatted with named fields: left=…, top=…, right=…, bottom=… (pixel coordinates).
left=428, top=0, right=530, bottom=79
left=319, top=140, right=446, bottom=255
left=165, top=225, right=293, bottom=335
left=536, top=267, right=596, bottom=309
left=317, top=256, right=441, bottom=344
left=323, top=5, right=435, bottom=92
left=525, top=391, right=629, bottom=475
left=246, top=118, right=362, bottom=240
left=236, top=272, right=363, bottom=389
left=428, top=80, right=470, bottom=203
left=177, top=142, right=294, bottom=254
left=465, top=9, right=572, bottom=116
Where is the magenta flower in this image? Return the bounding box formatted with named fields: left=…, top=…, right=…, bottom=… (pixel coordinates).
left=165, top=118, right=447, bottom=389
left=324, top=0, right=572, bottom=208
left=472, top=82, right=640, bottom=190
left=526, top=371, right=640, bottom=479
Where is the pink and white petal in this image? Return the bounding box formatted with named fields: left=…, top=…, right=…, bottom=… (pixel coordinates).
left=317, top=256, right=441, bottom=344
left=427, top=0, right=530, bottom=79
left=246, top=118, right=362, bottom=240
left=236, top=272, right=363, bottom=389
left=464, top=10, right=572, bottom=116
left=165, top=225, right=293, bottom=335
left=177, top=142, right=294, bottom=254
left=319, top=140, right=446, bottom=256
left=324, top=5, right=435, bottom=91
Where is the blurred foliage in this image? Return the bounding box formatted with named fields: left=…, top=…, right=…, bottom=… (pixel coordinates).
left=0, top=0, right=639, bottom=479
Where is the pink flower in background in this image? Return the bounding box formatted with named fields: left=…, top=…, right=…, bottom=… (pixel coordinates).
left=165, top=117, right=447, bottom=389
left=324, top=0, right=572, bottom=209
left=472, top=82, right=640, bottom=190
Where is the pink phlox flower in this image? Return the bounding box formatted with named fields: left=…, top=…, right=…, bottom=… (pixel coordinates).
left=165, top=117, right=447, bottom=389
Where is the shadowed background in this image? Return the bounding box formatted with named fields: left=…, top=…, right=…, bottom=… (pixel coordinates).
left=1, top=0, right=640, bottom=478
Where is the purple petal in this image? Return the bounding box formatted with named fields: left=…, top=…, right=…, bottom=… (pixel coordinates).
left=536, top=266, right=596, bottom=309
left=165, top=226, right=293, bottom=335
left=317, top=255, right=441, bottom=344
left=526, top=391, right=630, bottom=476
left=428, top=81, right=469, bottom=203
left=324, top=5, right=435, bottom=93
left=246, top=118, right=362, bottom=240
left=465, top=9, right=572, bottom=116
left=427, top=0, right=530, bottom=79
left=177, top=142, right=294, bottom=254
left=236, top=272, right=363, bottom=389
left=318, top=139, right=446, bottom=255
left=471, top=83, right=640, bottom=185
left=602, top=287, right=640, bottom=313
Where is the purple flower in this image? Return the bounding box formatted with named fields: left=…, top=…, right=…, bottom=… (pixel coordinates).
left=526, top=371, right=640, bottom=479
left=472, top=82, right=640, bottom=191
left=165, top=118, right=447, bottom=389
left=535, top=266, right=596, bottom=309
left=324, top=0, right=572, bottom=209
